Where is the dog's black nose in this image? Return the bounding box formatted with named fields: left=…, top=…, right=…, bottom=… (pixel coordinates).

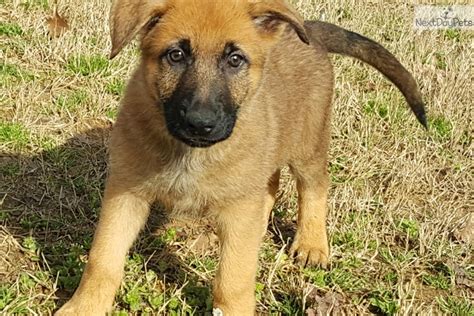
left=185, top=109, right=217, bottom=136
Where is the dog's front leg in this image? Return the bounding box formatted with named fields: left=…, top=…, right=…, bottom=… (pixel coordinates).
left=213, top=198, right=268, bottom=316
left=56, top=183, right=151, bottom=316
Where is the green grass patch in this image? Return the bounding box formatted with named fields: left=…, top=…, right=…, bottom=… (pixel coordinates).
left=434, top=52, right=447, bottom=70
left=54, top=90, right=90, bottom=112
left=332, top=231, right=364, bottom=251
left=67, top=55, right=110, bottom=77
left=443, top=29, right=461, bottom=42
left=308, top=261, right=370, bottom=292
left=362, top=93, right=410, bottom=127
left=189, top=257, right=217, bottom=275
left=379, top=247, right=416, bottom=265
left=422, top=262, right=453, bottom=290
left=106, top=107, right=118, bottom=120
left=118, top=254, right=211, bottom=314
left=437, top=296, right=473, bottom=316
left=368, top=289, right=399, bottom=315
left=37, top=136, right=57, bottom=151
left=430, top=116, right=453, bottom=139
left=364, top=99, right=390, bottom=120
left=123, top=285, right=147, bottom=312
left=106, top=77, right=126, bottom=96
left=383, top=271, right=398, bottom=285
left=19, top=273, right=36, bottom=290
left=183, top=284, right=212, bottom=312
left=0, top=285, right=15, bottom=310
left=0, top=62, right=35, bottom=87
left=268, top=292, right=302, bottom=315
left=150, top=228, right=178, bottom=250
left=304, top=268, right=327, bottom=288
left=0, top=122, right=30, bottom=150
left=52, top=244, right=86, bottom=291
left=0, top=210, right=10, bottom=221
left=20, top=0, right=49, bottom=10
left=395, top=218, right=419, bottom=240
left=326, top=268, right=367, bottom=292
left=22, top=236, right=39, bottom=253
left=22, top=236, right=40, bottom=262
left=0, top=22, right=24, bottom=37
left=422, top=273, right=451, bottom=290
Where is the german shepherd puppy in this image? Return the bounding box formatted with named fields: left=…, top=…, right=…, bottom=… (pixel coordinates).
left=56, top=0, right=426, bottom=315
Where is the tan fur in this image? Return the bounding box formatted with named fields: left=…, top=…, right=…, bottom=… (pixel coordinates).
left=56, top=0, right=424, bottom=315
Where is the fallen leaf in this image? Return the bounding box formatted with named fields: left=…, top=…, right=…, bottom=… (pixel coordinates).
left=454, top=265, right=474, bottom=289
left=46, top=9, right=69, bottom=38
left=187, top=231, right=218, bottom=253
left=453, top=213, right=474, bottom=244
left=306, top=287, right=344, bottom=315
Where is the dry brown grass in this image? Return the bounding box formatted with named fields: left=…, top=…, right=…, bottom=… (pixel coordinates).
left=1, top=0, right=473, bottom=315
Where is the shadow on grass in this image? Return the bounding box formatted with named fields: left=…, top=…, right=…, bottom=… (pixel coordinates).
left=1, top=127, right=212, bottom=313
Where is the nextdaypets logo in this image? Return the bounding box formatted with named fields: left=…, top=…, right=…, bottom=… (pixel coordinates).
left=414, top=5, right=474, bottom=30
left=441, top=7, right=454, bottom=20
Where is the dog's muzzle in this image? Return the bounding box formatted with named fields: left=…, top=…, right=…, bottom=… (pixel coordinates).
left=165, top=106, right=237, bottom=148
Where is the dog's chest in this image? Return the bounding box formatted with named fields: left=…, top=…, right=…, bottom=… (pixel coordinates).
left=144, top=148, right=267, bottom=215
left=151, top=156, right=223, bottom=214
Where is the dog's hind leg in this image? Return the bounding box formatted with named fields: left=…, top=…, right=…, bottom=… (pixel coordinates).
left=289, top=158, right=330, bottom=268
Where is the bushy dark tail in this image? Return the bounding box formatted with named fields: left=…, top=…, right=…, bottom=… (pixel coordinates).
left=305, top=21, right=427, bottom=128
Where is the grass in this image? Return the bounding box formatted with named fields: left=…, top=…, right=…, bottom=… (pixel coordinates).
left=0, top=122, right=31, bottom=150
left=1, top=0, right=473, bottom=315
left=53, top=90, right=90, bottom=113
left=66, top=54, right=111, bottom=77
left=438, top=296, right=474, bottom=315
left=0, top=22, right=24, bottom=37
left=19, top=0, right=50, bottom=10
left=1, top=63, right=35, bottom=87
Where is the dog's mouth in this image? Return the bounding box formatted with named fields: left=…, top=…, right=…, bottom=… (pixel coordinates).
left=175, top=135, right=224, bottom=148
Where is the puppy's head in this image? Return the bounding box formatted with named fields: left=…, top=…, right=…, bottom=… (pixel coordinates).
left=110, top=0, right=308, bottom=148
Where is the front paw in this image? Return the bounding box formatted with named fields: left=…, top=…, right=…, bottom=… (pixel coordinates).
left=290, top=234, right=329, bottom=268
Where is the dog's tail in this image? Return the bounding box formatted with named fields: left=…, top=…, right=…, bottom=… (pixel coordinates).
left=304, top=21, right=427, bottom=128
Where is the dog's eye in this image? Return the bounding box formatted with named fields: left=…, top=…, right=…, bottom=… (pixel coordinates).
left=167, top=49, right=185, bottom=64
left=227, top=53, right=245, bottom=68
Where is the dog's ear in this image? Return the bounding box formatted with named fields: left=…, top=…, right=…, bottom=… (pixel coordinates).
left=249, top=0, right=309, bottom=45
left=109, top=0, right=168, bottom=59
